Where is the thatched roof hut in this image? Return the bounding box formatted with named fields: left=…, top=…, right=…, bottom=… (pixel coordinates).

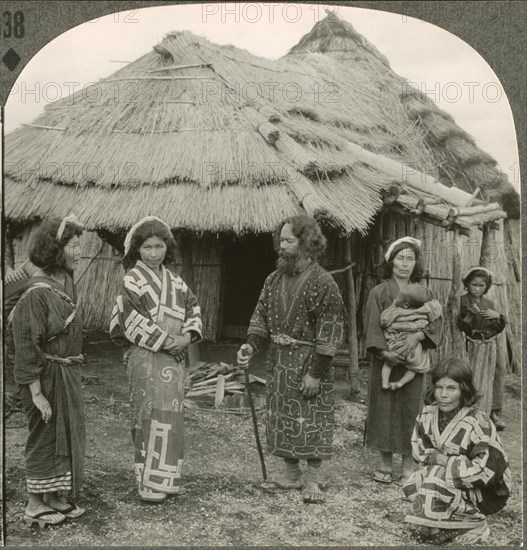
left=5, top=13, right=520, bottom=375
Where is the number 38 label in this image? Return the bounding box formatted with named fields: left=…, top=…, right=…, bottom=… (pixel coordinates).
left=3, top=10, right=25, bottom=38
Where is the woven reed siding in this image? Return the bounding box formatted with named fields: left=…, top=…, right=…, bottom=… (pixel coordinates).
left=76, top=235, right=123, bottom=330
left=189, top=234, right=222, bottom=342
left=503, top=219, right=521, bottom=372
left=480, top=221, right=520, bottom=374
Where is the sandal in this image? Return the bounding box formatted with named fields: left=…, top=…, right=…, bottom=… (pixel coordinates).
left=454, top=525, right=490, bottom=544
left=138, top=485, right=168, bottom=503
left=43, top=495, right=85, bottom=519
left=302, top=481, right=325, bottom=504
left=422, top=528, right=472, bottom=544
left=372, top=470, right=393, bottom=484
left=261, top=479, right=303, bottom=494
left=24, top=506, right=66, bottom=528
left=55, top=504, right=85, bottom=519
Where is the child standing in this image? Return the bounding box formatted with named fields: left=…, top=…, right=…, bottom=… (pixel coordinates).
left=458, top=267, right=506, bottom=427
left=380, top=284, right=442, bottom=390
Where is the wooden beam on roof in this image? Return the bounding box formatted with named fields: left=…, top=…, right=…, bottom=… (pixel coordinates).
left=21, top=124, right=66, bottom=131
left=146, top=63, right=213, bottom=72
left=388, top=204, right=471, bottom=236
left=343, top=141, right=475, bottom=207
left=447, top=203, right=500, bottom=218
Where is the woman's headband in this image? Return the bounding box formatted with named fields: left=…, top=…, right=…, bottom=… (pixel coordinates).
left=384, top=236, right=422, bottom=262
left=462, top=266, right=494, bottom=282
left=123, top=216, right=171, bottom=255
left=56, top=214, right=83, bottom=241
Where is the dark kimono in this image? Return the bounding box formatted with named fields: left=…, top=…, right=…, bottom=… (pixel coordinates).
left=247, top=262, right=345, bottom=460
left=364, top=278, right=440, bottom=455
left=110, top=261, right=202, bottom=493
left=12, top=275, right=85, bottom=497
left=458, top=294, right=506, bottom=415
left=403, top=405, right=511, bottom=528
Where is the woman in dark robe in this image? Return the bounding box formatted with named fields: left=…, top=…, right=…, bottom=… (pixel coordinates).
left=11, top=215, right=86, bottom=527
left=364, top=236, right=441, bottom=483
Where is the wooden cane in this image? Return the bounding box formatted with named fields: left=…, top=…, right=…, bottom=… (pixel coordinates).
left=240, top=349, right=267, bottom=481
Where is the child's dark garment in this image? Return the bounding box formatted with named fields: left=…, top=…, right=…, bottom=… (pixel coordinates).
left=458, top=294, right=506, bottom=340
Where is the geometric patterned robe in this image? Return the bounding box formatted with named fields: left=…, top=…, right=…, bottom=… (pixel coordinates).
left=248, top=261, right=345, bottom=460
left=110, top=261, right=202, bottom=493
left=403, top=404, right=511, bottom=529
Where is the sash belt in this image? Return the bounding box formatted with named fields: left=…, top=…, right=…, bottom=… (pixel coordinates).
left=465, top=333, right=498, bottom=344
left=45, top=353, right=84, bottom=365
left=271, top=334, right=315, bottom=349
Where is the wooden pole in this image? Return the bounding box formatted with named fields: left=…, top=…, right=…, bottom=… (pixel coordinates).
left=447, top=227, right=464, bottom=357
left=343, top=237, right=360, bottom=397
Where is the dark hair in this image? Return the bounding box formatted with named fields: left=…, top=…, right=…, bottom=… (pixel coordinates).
left=463, top=268, right=492, bottom=294
left=29, top=219, right=83, bottom=276
left=424, top=357, right=480, bottom=407
left=122, top=219, right=177, bottom=271
left=397, top=284, right=428, bottom=308
left=383, top=241, right=424, bottom=283
left=273, top=215, right=327, bottom=259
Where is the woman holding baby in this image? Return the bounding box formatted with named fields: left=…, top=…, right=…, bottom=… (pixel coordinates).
left=363, top=237, right=443, bottom=483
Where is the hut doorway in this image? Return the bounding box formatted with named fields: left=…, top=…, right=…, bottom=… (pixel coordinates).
left=222, top=233, right=275, bottom=339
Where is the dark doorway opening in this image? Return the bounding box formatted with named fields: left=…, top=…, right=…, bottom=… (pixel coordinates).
left=222, top=233, right=275, bottom=339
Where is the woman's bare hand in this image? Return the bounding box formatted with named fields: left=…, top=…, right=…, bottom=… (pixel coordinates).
left=33, top=393, right=52, bottom=423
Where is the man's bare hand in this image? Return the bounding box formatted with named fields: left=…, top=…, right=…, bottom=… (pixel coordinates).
left=237, top=344, right=254, bottom=369
left=300, top=373, right=320, bottom=399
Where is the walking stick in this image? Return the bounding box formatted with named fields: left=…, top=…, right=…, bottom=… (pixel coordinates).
left=239, top=347, right=267, bottom=481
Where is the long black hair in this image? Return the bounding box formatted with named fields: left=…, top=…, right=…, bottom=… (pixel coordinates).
left=424, top=357, right=480, bottom=408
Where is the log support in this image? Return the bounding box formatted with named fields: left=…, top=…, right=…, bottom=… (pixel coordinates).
left=343, top=237, right=360, bottom=397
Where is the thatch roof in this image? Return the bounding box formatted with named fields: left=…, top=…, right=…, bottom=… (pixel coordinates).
left=5, top=13, right=515, bottom=236
left=290, top=13, right=520, bottom=217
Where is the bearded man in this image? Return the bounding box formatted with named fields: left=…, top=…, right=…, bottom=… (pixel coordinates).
left=237, top=215, right=345, bottom=503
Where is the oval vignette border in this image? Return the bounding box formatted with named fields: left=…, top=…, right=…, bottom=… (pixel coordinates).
left=1, top=1, right=526, bottom=548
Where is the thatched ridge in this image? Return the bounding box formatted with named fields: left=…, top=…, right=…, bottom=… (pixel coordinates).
left=5, top=13, right=515, bottom=235
left=291, top=13, right=519, bottom=217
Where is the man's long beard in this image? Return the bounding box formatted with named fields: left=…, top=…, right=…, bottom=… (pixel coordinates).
left=276, top=251, right=309, bottom=275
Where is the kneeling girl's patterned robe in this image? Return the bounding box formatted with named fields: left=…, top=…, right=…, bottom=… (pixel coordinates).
left=403, top=404, right=511, bottom=529
left=110, top=261, right=202, bottom=494
left=248, top=261, right=345, bottom=460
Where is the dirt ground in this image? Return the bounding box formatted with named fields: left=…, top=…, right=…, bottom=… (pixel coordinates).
left=4, top=333, right=523, bottom=547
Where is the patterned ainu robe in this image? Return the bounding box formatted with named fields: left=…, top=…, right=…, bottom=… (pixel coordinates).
left=403, top=405, right=511, bottom=529
left=110, top=261, right=202, bottom=493
left=12, top=275, right=85, bottom=497
left=247, top=262, right=345, bottom=460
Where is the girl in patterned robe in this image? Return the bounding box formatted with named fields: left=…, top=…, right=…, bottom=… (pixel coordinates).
left=110, top=217, right=202, bottom=502
left=12, top=216, right=86, bottom=527
left=403, top=357, right=511, bottom=545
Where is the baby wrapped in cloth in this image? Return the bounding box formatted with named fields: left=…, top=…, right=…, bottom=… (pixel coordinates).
left=380, top=284, right=442, bottom=390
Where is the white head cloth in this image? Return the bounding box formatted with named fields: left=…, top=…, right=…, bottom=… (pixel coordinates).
left=124, top=216, right=171, bottom=255
left=462, top=266, right=495, bottom=282
left=57, top=214, right=83, bottom=241
left=384, top=236, right=422, bottom=262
